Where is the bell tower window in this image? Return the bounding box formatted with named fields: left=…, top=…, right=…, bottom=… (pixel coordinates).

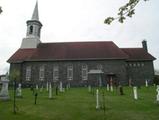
left=29, top=26, right=33, bottom=34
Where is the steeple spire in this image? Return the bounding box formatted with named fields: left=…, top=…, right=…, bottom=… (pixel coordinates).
left=32, top=1, right=39, bottom=21
left=20, top=1, right=42, bottom=49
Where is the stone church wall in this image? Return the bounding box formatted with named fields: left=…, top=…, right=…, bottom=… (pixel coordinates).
left=126, top=61, right=155, bottom=86
left=10, top=60, right=154, bottom=87
left=10, top=59, right=127, bottom=87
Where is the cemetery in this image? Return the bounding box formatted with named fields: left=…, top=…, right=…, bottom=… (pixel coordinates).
left=0, top=82, right=159, bottom=120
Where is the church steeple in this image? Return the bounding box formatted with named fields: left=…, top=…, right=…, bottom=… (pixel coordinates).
left=32, top=1, right=39, bottom=21
left=26, top=1, right=42, bottom=38
left=21, top=1, right=43, bottom=49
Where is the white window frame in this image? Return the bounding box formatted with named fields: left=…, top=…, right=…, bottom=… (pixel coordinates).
left=39, top=65, right=45, bottom=81
left=67, top=64, right=73, bottom=80
left=53, top=65, right=59, bottom=81
left=133, top=63, right=136, bottom=67
left=26, top=66, right=31, bottom=81
left=141, top=63, right=144, bottom=67
left=137, top=63, right=140, bottom=67
left=129, top=63, right=132, bottom=67
left=82, top=64, right=88, bottom=80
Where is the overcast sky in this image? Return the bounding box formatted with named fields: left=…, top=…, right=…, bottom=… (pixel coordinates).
left=0, top=0, right=159, bottom=74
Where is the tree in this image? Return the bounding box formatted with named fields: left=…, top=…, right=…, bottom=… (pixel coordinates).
left=104, top=0, right=149, bottom=25
left=9, top=69, right=20, bottom=82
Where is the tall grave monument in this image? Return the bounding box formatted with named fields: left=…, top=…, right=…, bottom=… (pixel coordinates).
left=0, top=75, right=10, bottom=100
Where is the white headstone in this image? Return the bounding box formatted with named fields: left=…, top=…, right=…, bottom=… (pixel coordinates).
left=16, top=83, right=22, bottom=97
left=110, top=85, right=113, bottom=92
left=36, top=84, right=38, bottom=90
left=96, top=89, right=100, bottom=109
left=88, top=85, right=91, bottom=92
left=46, top=82, right=48, bottom=91
left=106, top=84, right=109, bottom=91
left=0, top=79, right=10, bottom=100
left=133, top=87, right=138, bottom=100
left=156, top=85, right=159, bottom=102
left=59, top=81, right=63, bottom=92
left=145, top=80, right=148, bottom=87
left=129, top=78, right=132, bottom=87
left=110, top=77, right=113, bottom=92
left=49, top=83, right=52, bottom=99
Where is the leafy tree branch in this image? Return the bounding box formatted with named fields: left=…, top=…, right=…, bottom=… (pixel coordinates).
left=104, top=0, right=149, bottom=25
left=0, top=6, right=2, bottom=14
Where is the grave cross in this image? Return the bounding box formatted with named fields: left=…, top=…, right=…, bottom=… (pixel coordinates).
left=96, top=89, right=100, bottom=109
left=133, top=87, right=138, bottom=100
left=34, top=92, right=38, bottom=105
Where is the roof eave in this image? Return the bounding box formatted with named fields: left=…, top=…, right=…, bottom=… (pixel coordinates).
left=8, top=57, right=128, bottom=63
left=125, top=58, right=156, bottom=61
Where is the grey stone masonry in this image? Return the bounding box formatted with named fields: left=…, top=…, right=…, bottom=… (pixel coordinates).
left=10, top=59, right=126, bottom=87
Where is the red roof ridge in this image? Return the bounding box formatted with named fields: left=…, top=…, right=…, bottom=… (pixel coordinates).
left=8, top=41, right=129, bottom=63
left=38, top=41, right=114, bottom=44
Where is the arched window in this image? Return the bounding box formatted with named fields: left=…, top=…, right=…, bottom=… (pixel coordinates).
left=82, top=64, right=88, bottom=80
left=39, top=65, right=45, bottom=81
left=53, top=65, right=59, bottom=81
left=26, top=66, right=31, bottom=81
left=29, top=26, right=33, bottom=34
left=67, top=64, right=73, bottom=80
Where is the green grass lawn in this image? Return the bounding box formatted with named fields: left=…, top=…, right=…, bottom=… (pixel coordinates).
left=0, top=86, right=159, bottom=120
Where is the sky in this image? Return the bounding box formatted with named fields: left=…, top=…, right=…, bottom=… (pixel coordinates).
left=0, top=0, right=159, bottom=74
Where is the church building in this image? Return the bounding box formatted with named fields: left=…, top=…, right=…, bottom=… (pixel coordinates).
left=7, top=2, right=156, bottom=87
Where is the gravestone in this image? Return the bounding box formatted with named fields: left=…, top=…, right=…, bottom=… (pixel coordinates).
left=106, top=84, right=109, bottom=91
left=133, top=86, right=138, bottom=100
left=49, top=83, right=52, bottom=99
left=129, top=78, right=132, bottom=87
left=34, top=92, right=38, bottom=104
left=145, top=80, right=148, bottom=87
left=66, top=83, right=71, bottom=90
left=59, top=81, right=63, bottom=92
left=110, top=84, right=113, bottom=92
left=88, top=85, right=91, bottom=93
left=119, top=86, right=124, bottom=95
left=96, top=89, right=100, bottom=109
left=16, top=83, right=22, bottom=97
left=46, top=82, right=48, bottom=91
left=110, top=78, right=113, bottom=92
left=156, top=85, right=159, bottom=103
left=36, top=84, right=38, bottom=90
left=0, top=79, right=10, bottom=100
